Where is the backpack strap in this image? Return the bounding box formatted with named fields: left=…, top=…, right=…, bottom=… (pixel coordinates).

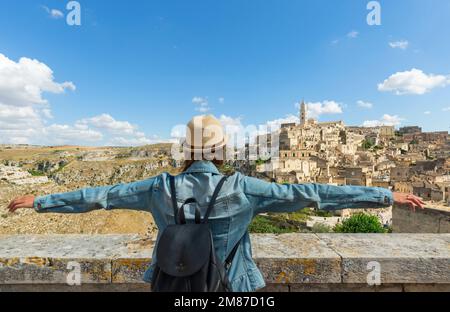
left=169, top=175, right=179, bottom=224
left=203, top=176, right=228, bottom=223
left=224, top=236, right=243, bottom=270
left=177, top=198, right=199, bottom=224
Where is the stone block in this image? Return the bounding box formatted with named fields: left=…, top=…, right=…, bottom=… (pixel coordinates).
left=439, top=216, right=450, bottom=233
left=317, top=234, right=450, bottom=284
left=252, top=234, right=342, bottom=284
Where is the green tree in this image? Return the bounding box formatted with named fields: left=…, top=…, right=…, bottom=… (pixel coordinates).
left=334, top=213, right=387, bottom=233
left=362, top=140, right=374, bottom=150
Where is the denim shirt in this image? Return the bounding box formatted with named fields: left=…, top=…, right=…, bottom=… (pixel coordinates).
left=34, top=161, right=393, bottom=292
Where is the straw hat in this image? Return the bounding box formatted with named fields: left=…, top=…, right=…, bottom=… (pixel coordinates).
left=183, top=115, right=228, bottom=154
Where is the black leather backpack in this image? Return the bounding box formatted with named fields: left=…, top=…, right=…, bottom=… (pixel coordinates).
left=151, top=175, right=241, bottom=292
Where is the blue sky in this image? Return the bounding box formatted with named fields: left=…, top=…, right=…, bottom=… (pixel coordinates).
left=0, top=0, right=449, bottom=146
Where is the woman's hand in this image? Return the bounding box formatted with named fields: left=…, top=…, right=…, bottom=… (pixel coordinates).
left=393, top=192, right=425, bottom=212
left=7, top=195, right=36, bottom=213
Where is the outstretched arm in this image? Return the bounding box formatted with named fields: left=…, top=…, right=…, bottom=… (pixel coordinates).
left=7, top=176, right=159, bottom=214
left=241, top=175, right=424, bottom=215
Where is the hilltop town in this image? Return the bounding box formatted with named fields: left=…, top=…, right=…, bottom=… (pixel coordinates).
left=252, top=102, right=449, bottom=211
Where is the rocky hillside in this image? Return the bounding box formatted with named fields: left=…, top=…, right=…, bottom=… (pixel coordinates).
left=0, top=144, right=177, bottom=236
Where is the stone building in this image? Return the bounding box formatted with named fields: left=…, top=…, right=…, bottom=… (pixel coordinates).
left=393, top=182, right=414, bottom=194
left=399, top=126, right=422, bottom=135
left=412, top=181, right=445, bottom=202
left=343, top=167, right=371, bottom=186
left=390, top=166, right=411, bottom=183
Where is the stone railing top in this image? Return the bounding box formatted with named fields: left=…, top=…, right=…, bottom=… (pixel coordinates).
left=0, top=234, right=449, bottom=286
left=396, top=203, right=450, bottom=216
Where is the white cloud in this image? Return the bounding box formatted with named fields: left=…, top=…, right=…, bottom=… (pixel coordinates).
left=0, top=53, right=158, bottom=146
left=0, top=54, right=75, bottom=107
left=78, top=114, right=136, bottom=135
left=378, top=68, right=450, bottom=95
left=7, top=137, right=30, bottom=145
left=363, top=114, right=404, bottom=127
left=0, top=104, right=44, bottom=143
left=443, top=107, right=450, bottom=112
left=219, top=115, right=243, bottom=129
left=76, top=114, right=156, bottom=146
left=357, top=100, right=373, bottom=109
left=424, top=111, right=431, bottom=115
left=192, top=97, right=206, bottom=104
left=297, top=100, right=343, bottom=119
left=263, top=115, right=299, bottom=132
left=216, top=115, right=260, bottom=148
left=41, top=108, right=53, bottom=119
left=0, top=103, right=39, bottom=121
left=197, top=104, right=210, bottom=113
left=332, top=30, right=358, bottom=45
left=42, top=6, right=64, bottom=19
left=0, top=110, right=157, bottom=146
left=216, top=115, right=246, bottom=148
left=347, top=30, right=359, bottom=38
left=43, top=124, right=103, bottom=144
left=218, top=97, right=225, bottom=104
left=0, top=53, right=76, bottom=144
left=50, top=9, right=64, bottom=19
left=192, top=96, right=210, bottom=112
left=170, top=124, right=186, bottom=139
left=46, top=114, right=161, bottom=147
left=331, top=39, right=339, bottom=45
left=389, top=40, right=409, bottom=50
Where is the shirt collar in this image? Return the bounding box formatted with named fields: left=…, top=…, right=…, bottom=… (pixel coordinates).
left=184, top=161, right=221, bottom=175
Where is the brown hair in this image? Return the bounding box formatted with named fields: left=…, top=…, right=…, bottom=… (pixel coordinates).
left=182, top=159, right=224, bottom=172
left=182, top=148, right=225, bottom=172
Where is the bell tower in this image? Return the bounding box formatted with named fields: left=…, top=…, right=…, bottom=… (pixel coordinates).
left=300, top=100, right=307, bottom=126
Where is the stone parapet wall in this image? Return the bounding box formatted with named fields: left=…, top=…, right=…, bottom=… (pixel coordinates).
left=1, top=234, right=449, bottom=292
left=393, top=205, right=450, bottom=233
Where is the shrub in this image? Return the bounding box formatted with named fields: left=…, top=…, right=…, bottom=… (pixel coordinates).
left=28, top=169, right=46, bottom=177
left=362, top=140, right=374, bottom=150
left=249, top=215, right=297, bottom=234
left=334, top=213, right=387, bottom=233
left=311, top=223, right=333, bottom=233
left=255, top=158, right=271, bottom=166
left=219, top=164, right=235, bottom=176
left=314, top=210, right=333, bottom=218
